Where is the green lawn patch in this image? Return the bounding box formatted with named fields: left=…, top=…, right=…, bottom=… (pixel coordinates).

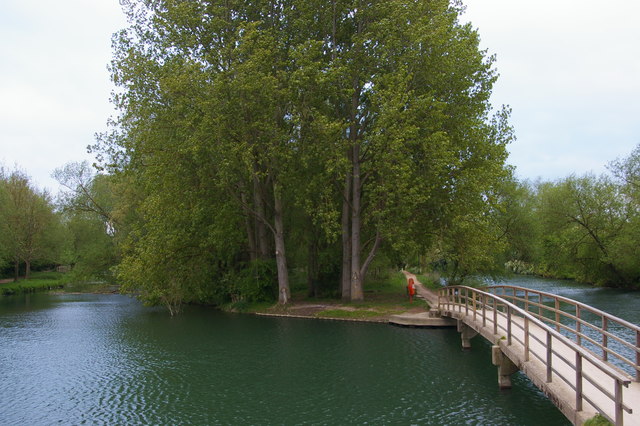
left=0, top=272, right=66, bottom=295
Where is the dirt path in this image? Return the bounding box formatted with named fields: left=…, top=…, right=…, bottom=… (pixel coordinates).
left=401, top=270, right=440, bottom=307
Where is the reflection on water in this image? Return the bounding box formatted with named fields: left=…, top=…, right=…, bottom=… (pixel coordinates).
left=0, top=288, right=587, bottom=425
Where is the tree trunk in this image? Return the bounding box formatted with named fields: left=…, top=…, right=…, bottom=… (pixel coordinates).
left=307, top=231, right=318, bottom=298
left=341, top=170, right=352, bottom=301
left=13, top=258, right=19, bottom=282
left=254, top=176, right=270, bottom=260
left=25, top=259, right=31, bottom=280
left=350, top=142, right=363, bottom=301
left=241, top=192, right=257, bottom=262
left=273, top=183, right=290, bottom=304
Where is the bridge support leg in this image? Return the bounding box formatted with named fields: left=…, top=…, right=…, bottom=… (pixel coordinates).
left=492, top=345, right=519, bottom=389
left=457, top=320, right=478, bottom=350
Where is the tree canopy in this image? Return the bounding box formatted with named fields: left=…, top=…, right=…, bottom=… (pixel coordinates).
left=90, top=0, right=513, bottom=312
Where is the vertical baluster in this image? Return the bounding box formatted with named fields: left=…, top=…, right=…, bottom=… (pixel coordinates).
left=524, top=317, right=530, bottom=362
left=615, top=380, right=623, bottom=426
left=575, top=352, right=583, bottom=411
left=453, top=289, right=456, bottom=311
left=493, top=297, right=498, bottom=335
left=465, top=288, right=469, bottom=315
left=555, top=299, right=560, bottom=332
left=450, top=288, right=454, bottom=312
left=452, top=288, right=455, bottom=312
left=539, top=293, right=543, bottom=318
left=636, top=330, right=640, bottom=382
left=525, top=290, right=529, bottom=313
left=602, top=316, right=608, bottom=362
left=473, top=291, right=477, bottom=321
left=576, top=305, right=581, bottom=346
left=546, top=331, right=552, bottom=383
left=482, top=294, right=486, bottom=328
left=507, top=306, right=512, bottom=346
left=445, top=288, right=448, bottom=311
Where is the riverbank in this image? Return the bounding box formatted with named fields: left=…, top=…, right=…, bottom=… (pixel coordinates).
left=1, top=269, right=433, bottom=322
left=0, top=272, right=117, bottom=296
left=0, top=272, right=65, bottom=295
left=240, top=270, right=433, bottom=323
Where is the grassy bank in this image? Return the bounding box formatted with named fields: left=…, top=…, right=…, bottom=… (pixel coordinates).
left=0, top=271, right=66, bottom=295
left=235, top=270, right=434, bottom=321
left=0, top=272, right=117, bottom=296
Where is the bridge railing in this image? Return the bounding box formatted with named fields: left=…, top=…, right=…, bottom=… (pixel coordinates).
left=486, top=285, right=640, bottom=382
left=437, top=286, right=633, bottom=425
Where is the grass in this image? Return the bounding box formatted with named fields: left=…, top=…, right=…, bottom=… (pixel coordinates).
left=0, top=271, right=66, bottom=295
left=415, top=272, right=443, bottom=290
left=0, top=271, right=116, bottom=296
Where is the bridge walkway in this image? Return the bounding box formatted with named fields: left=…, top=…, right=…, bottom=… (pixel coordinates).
left=399, top=273, right=639, bottom=425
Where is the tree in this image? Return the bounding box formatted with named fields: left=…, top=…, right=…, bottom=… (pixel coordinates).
left=94, top=0, right=512, bottom=312
left=54, top=162, right=119, bottom=281
left=0, top=169, right=59, bottom=280
left=327, top=0, right=511, bottom=296
left=536, top=175, right=632, bottom=285
left=493, top=178, right=541, bottom=270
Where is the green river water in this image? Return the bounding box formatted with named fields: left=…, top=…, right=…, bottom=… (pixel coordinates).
left=1, top=276, right=637, bottom=425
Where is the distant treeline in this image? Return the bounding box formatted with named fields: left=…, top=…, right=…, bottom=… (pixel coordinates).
left=498, top=147, right=640, bottom=288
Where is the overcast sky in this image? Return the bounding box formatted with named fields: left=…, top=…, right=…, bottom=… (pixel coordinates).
left=1, top=1, right=639, bottom=194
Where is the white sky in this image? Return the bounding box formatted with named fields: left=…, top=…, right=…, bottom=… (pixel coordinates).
left=1, top=1, right=639, bottom=194
left=463, top=0, right=640, bottom=182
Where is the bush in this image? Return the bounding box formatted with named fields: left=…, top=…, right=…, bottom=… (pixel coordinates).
left=225, top=260, right=278, bottom=303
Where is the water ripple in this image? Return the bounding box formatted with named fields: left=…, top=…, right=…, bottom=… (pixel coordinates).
left=0, top=294, right=576, bottom=425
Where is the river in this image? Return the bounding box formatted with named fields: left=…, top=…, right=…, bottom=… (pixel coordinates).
left=0, top=277, right=637, bottom=425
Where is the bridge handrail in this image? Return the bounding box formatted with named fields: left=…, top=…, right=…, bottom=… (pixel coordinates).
left=487, top=285, right=640, bottom=382
left=437, top=286, right=632, bottom=425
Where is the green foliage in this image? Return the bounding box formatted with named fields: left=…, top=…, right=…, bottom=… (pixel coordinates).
left=224, top=260, right=278, bottom=304
left=0, top=271, right=66, bottom=295
left=584, top=414, right=613, bottom=426
left=90, top=0, right=514, bottom=311
left=535, top=175, right=635, bottom=286
left=0, top=168, right=62, bottom=278
left=364, top=271, right=407, bottom=294
left=495, top=145, right=640, bottom=289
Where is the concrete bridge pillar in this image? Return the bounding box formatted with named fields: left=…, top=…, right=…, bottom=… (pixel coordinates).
left=492, top=345, right=519, bottom=389
left=457, top=320, right=478, bottom=349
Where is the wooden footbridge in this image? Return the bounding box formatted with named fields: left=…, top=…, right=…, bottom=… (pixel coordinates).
left=392, top=278, right=640, bottom=425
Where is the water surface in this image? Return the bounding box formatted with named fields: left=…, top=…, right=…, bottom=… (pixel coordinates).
left=2, top=280, right=622, bottom=424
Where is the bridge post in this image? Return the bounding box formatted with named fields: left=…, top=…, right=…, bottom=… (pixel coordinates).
left=457, top=320, right=478, bottom=349
left=492, top=345, right=519, bottom=389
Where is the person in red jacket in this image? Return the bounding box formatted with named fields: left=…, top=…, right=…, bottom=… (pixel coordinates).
left=407, top=278, right=416, bottom=302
